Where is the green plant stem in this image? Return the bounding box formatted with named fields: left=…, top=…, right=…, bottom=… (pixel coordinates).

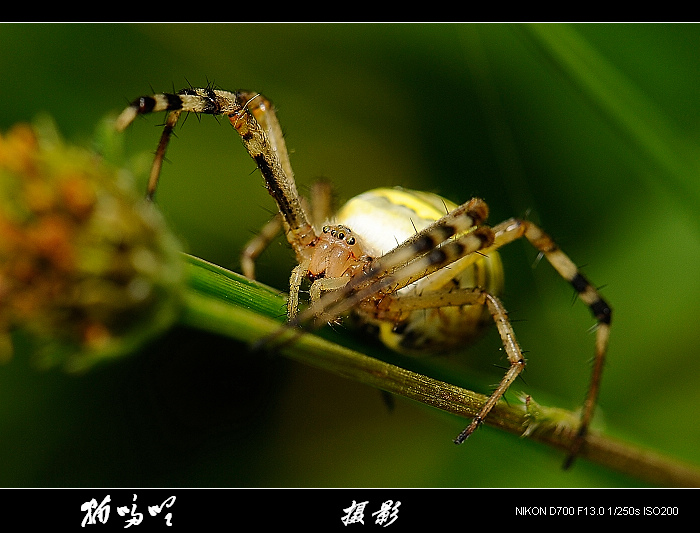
left=181, top=254, right=700, bottom=487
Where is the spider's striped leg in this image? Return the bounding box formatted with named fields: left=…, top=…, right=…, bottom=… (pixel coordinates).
left=116, top=88, right=250, bottom=199
left=294, top=200, right=494, bottom=330
left=115, top=88, right=297, bottom=202
left=374, top=287, right=526, bottom=443
left=487, top=218, right=612, bottom=468
left=229, top=103, right=317, bottom=261
left=145, top=109, right=181, bottom=200
left=237, top=91, right=296, bottom=190
left=115, top=88, right=254, bottom=130
left=116, top=87, right=319, bottom=261
left=228, top=98, right=325, bottom=318
left=364, top=197, right=490, bottom=285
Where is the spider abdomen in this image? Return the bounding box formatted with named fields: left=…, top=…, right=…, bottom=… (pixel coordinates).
left=335, top=187, right=503, bottom=354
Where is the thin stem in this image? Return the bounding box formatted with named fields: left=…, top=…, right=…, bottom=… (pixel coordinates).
left=181, top=254, right=700, bottom=487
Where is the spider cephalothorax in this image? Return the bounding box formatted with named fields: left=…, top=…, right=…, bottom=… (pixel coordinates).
left=116, top=86, right=611, bottom=468
left=308, top=224, right=369, bottom=281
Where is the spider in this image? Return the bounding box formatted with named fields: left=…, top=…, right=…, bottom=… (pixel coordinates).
left=115, top=86, right=611, bottom=467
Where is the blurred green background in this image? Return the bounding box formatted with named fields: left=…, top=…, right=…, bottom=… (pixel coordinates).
left=1, top=23, right=699, bottom=488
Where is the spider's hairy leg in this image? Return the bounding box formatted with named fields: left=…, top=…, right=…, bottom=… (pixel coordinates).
left=115, top=88, right=253, bottom=200
left=145, top=110, right=180, bottom=201
left=229, top=95, right=322, bottom=318
left=366, top=197, right=490, bottom=285
left=373, top=286, right=527, bottom=443
left=455, top=294, right=525, bottom=444
left=230, top=95, right=320, bottom=314
left=115, top=88, right=254, bottom=131
left=230, top=104, right=317, bottom=262
left=116, top=86, right=318, bottom=263
left=287, top=264, right=308, bottom=321
left=236, top=91, right=295, bottom=187
left=488, top=218, right=612, bottom=468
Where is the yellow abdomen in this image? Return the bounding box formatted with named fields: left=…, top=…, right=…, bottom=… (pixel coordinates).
left=335, top=187, right=503, bottom=355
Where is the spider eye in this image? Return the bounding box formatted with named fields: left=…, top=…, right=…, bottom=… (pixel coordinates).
left=337, top=232, right=345, bottom=240
left=322, top=225, right=330, bottom=233
left=347, top=237, right=355, bottom=245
